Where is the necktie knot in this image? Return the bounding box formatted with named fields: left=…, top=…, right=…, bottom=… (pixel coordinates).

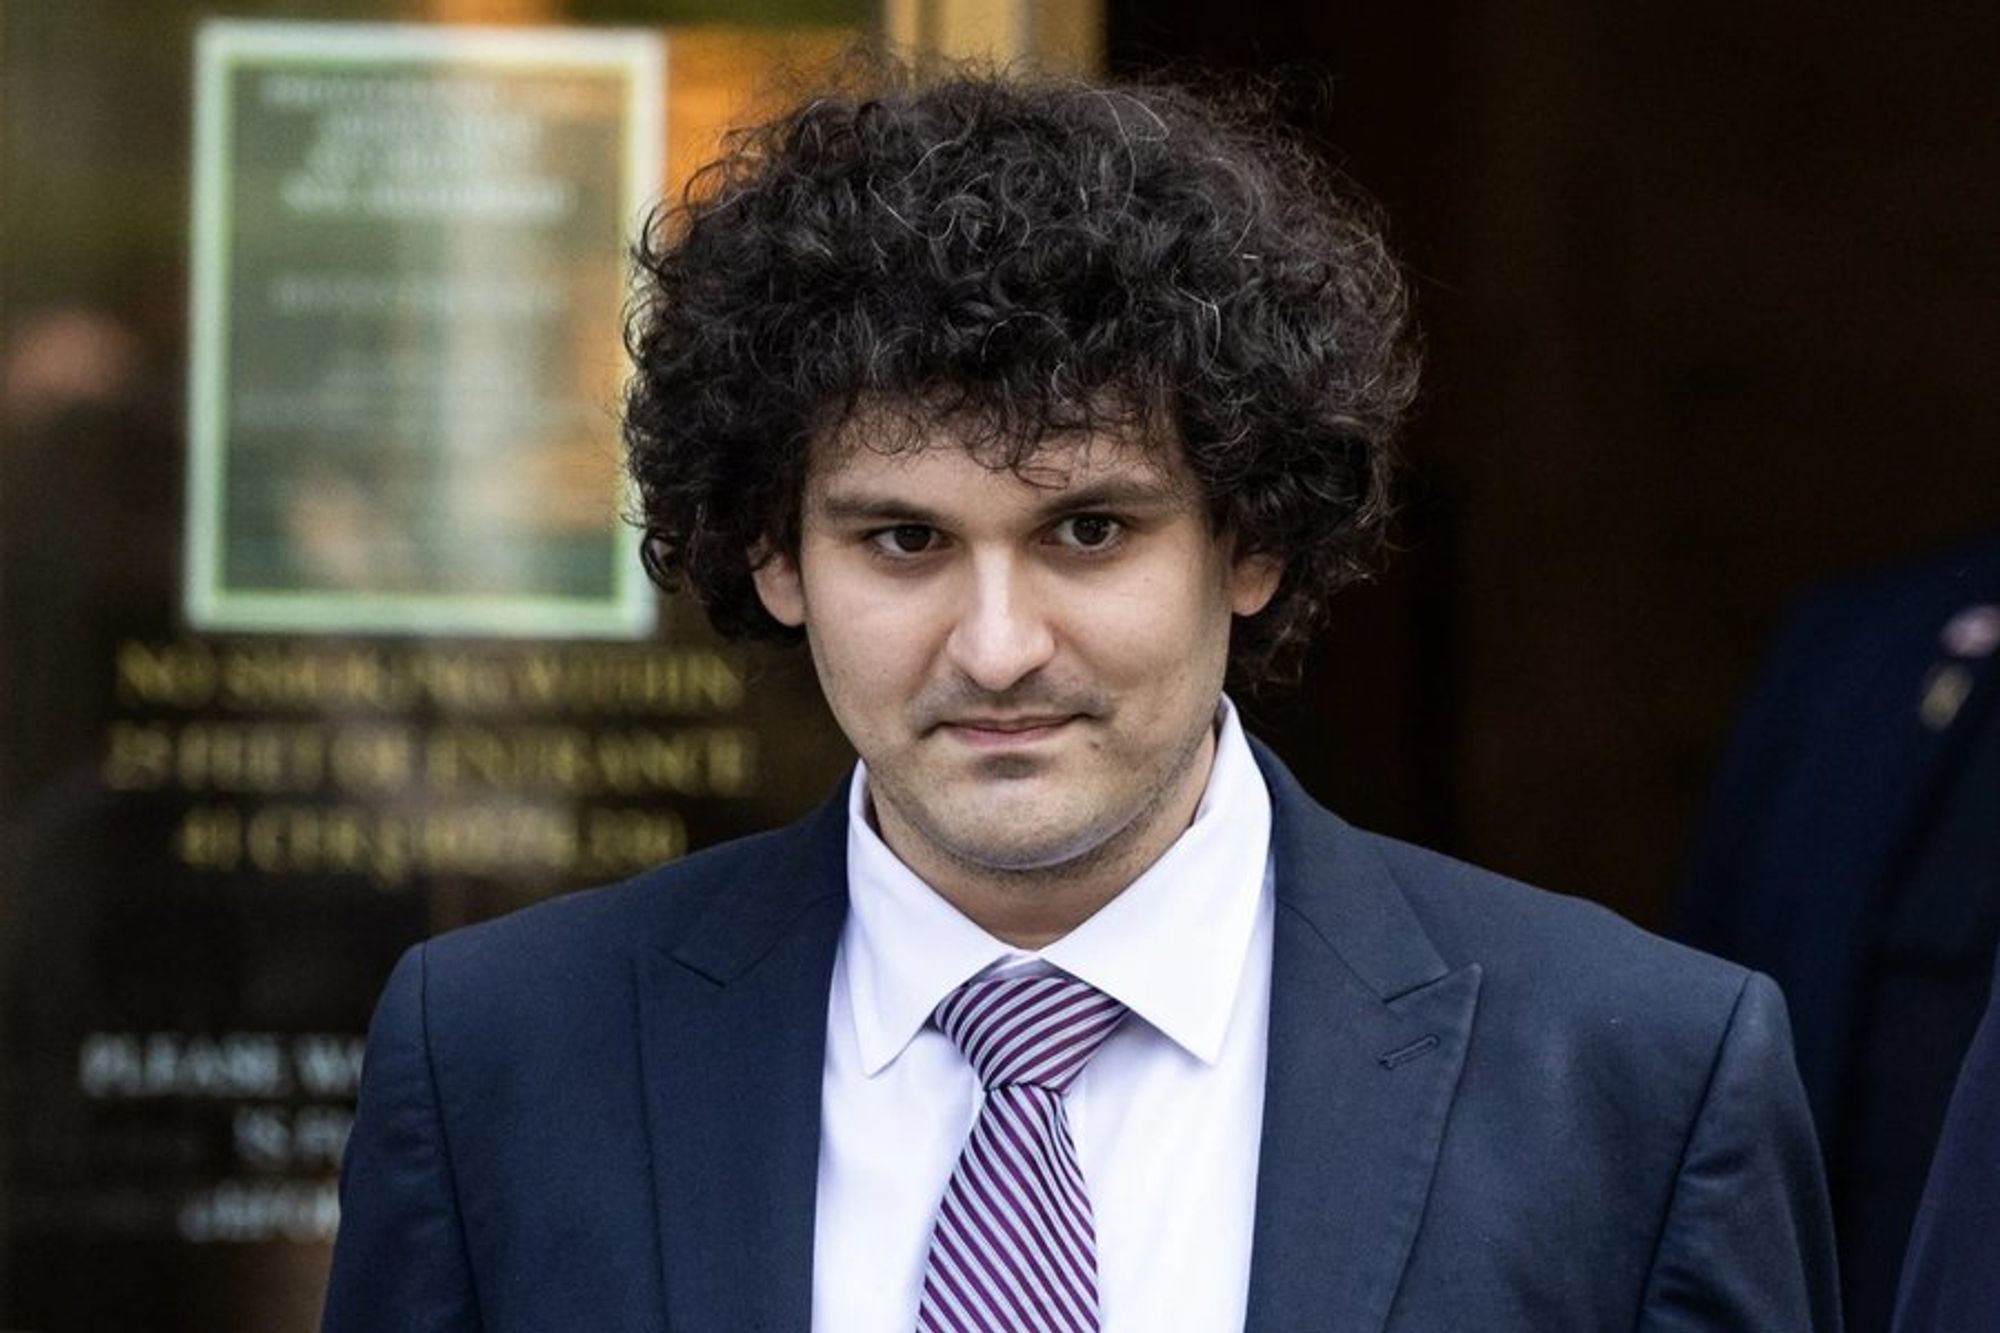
left=932, top=973, right=1128, bottom=1095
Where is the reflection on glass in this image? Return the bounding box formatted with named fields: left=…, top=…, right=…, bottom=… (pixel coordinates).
left=0, top=7, right=865, bottom=1329
left=186, top=23, right=663, bottom=637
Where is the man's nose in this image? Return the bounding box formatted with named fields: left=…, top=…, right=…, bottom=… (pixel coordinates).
left=943, top=554, right=1058, bottom=691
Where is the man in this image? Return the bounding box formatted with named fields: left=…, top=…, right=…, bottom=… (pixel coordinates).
left=1679, top=533, right=2000, bottom=1332
left=324, top=71, right=1839, bottom=1331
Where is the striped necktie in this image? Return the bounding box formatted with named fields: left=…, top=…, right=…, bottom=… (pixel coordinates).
left=916, top=973, right=1131, bottom=1333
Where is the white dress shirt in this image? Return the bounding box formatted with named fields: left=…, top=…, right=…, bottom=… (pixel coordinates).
left=812, top=700, right=1275, bottom=1333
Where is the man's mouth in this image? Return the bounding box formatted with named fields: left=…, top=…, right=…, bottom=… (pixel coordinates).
left=938, top=715, right=1080, bottom=747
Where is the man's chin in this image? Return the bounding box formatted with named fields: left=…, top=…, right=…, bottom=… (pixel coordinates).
left=917, top=803, right=1123, bottom=877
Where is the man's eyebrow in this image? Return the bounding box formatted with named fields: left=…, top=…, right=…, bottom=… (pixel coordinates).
left=1034, top=478, right=1186, bottom=515
left=812, top=492, right=946, bottom=525
left=812, top=477, right=1186, bottom=525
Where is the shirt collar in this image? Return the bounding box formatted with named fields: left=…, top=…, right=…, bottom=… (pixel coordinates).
left=840, top=697, right=1273, bottom=1075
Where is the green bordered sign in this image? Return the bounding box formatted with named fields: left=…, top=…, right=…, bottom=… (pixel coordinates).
left=186, top=22, right=664, bottom=638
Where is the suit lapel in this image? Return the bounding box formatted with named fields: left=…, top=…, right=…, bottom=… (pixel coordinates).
left=1244, top=744, right=1481, bottom=1333
left=636, top=793, right=849, bottom=1332
left=1865, top=607, right=2000, bottom=888
left=1835, top=606, right=2000, bottom=905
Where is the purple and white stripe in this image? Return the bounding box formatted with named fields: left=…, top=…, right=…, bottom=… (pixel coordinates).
left=917, top=975, right=1130, bottom=1333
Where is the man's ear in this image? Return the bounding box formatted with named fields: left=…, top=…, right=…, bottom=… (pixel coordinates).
left=750, top=547, right=807, bottom=628
left=1229, top=551, right=1284, bottom=618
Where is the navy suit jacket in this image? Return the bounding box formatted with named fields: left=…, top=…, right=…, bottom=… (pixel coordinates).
left=1893, top=949, right=2000, bottom=1333
left=324, top=743, right=1839, bottom=1331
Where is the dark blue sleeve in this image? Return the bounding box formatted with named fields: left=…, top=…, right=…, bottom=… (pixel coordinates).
left=1637, top=972, right=1844, bottom=1332
left=1892, top=956, right=2000, bottom=1333
left=322, top=945, right=484, bottom=1332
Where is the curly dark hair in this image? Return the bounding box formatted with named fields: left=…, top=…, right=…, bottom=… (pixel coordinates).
left=625, top=66, right=1418, bottom=689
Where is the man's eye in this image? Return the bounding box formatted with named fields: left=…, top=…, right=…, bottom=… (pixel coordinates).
left=869, top=524, right=939, bottom=556
left=1052, top=515, right=1122, bottom=550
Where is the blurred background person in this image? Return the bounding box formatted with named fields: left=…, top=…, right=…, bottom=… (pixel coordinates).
left=1679, top=533, right=2000, bottom=1331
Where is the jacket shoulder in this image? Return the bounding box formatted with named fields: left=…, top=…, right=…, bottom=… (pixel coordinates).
left=1365, top=830, right=1761, bottom=1038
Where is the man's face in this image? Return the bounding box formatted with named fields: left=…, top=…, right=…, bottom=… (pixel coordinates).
left=752, top=418, right=1280, bottom=888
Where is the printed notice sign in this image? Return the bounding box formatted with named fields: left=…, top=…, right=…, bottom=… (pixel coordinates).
left=186, top=22, right=664, bottom=637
